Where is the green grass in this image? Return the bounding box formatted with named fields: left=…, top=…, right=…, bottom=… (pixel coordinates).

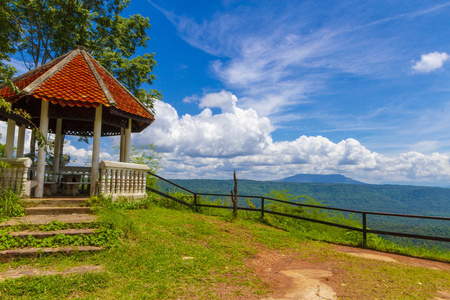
left=0, top=189, right=25, bottom=221
left=0, top=196, right=448, bottom=299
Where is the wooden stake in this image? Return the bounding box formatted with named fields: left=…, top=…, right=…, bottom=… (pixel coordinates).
left=232, top=171, right=238, bottom=216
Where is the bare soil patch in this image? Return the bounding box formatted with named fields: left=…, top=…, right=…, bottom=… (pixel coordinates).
left=245, top=244, right=449, bottom=300
left=246, top=250, right=337, bottom=299
left=333, top=244, right=450, bottom=270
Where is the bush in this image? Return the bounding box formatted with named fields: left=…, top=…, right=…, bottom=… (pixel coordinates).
left=0, top=189, right=25, bottom=221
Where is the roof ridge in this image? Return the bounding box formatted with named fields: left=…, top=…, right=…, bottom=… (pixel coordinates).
left=23, top=49, right=81, bottom=94
left=80, top=51, right=116, bottom=106
left=84, top=52, right=154, bottom=118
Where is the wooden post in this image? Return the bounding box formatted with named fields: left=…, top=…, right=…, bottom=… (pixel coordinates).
left=35, top=100, right=49, bottom=198
left=232, top=171, right=238, bottom=217
left=5, top=119, right=16, bottom=158
left=90, top=105, right=102, bottom=196
left=16, top=124, right=26, bottom=158
left=362, top=212, right=367, bottom=247
left=261, top=197, right=265, bottom=219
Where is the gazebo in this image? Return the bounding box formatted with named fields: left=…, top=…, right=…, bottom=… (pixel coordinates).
left=0, top=46, right=154, bottom=199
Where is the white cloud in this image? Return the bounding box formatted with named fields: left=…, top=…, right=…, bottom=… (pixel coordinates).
left=130, top=92, right=450, bottom=185
left=1, top=58, right=30, bottom=76
left=135, top=91, right=273, bottom=157
left=412, top=52, right=449, bottom=73
left=198, top=90, right=237, bottom=113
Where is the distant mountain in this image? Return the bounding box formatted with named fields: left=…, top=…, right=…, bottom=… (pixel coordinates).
left=277, top=174, right=365, bottom=185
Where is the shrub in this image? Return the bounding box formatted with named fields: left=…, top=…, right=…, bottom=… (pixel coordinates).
left=0, top=189, right=25, bottom=221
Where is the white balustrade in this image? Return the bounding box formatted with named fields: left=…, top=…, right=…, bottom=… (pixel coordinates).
left=0, top=158, right=33, bottom=197
left=98, top=160, right=149, bottom=199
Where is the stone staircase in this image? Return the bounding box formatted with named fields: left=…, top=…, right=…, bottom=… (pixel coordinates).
left=0, top=197, right=103, bottom=261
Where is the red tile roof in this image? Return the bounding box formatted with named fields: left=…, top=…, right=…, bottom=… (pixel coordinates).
left=0, top=49, right=154, bottom=120
left=33, top=53, right=108, bottom=109
left=89, top=57, right=153, bottom=119
left=0, top=63, right=57, bottom=98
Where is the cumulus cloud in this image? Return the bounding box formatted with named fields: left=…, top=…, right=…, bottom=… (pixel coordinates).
left=131, top=91, right=450, bottom=185
left=135, top=91, right=273, bottom=157
left=412, top=52, right=449, bottom=73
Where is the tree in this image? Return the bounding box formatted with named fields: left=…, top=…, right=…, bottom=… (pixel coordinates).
left=1, top=0, right=161, bottom=110
left=0, top=3, right=20, bottom=80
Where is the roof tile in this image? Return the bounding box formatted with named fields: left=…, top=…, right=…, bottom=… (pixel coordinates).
left=89, top=57, right=154, bottom=120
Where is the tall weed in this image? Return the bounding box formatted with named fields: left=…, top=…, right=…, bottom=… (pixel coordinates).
left=0, top=189, right=25, bottom=221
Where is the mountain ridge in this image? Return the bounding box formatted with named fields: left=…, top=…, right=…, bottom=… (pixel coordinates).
left=277, top=173, right=365, bottom=184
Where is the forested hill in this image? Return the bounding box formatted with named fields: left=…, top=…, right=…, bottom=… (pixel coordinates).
left=157, top=179, right=450, bottom=217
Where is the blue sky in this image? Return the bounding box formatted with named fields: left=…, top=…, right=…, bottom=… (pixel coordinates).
left=4, top=0, right=450, bottom=186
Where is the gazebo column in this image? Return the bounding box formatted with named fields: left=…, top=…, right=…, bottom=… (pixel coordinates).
left=35, top=100, right=49, bottom=198
left=16, top=124, right=26, bottom=158
left=120, top=128, right=125, bottom=162
left=51, top=118, right=63, bottom=193
left=124, top=119, right=131, bottom=163
left=5, top=119, right=16, bottom=158
left=90, top=105, right=103, bottom=196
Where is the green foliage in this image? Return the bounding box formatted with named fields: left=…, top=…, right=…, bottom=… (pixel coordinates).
left=1, top=0, right=161, bottom=110
left=0, top=189, right=25, bottom=221
left=0, top=229, right=120, bottom=251
left=87, top=195, right=154, bottom=211
left=0, top=219, right=120, bottom=251
left=147, top=190, right=194, bottom=212
left=0, top=220, right=102, bottom=235
left=0, top=2, right=19, bottom=79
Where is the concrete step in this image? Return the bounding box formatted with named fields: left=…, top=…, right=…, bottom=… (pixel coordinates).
left=22, top=198, right=89, bottom=207
left=0, top=214, right=98, bottom=227
left=0, top=246, right=104, bottom=261
left=7, top=228, right=96, bottom=239
left=25, top=207, right=92, bottom=215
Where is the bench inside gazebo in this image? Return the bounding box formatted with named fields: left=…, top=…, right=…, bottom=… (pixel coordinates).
left=0, top=46, right=154, bottom=199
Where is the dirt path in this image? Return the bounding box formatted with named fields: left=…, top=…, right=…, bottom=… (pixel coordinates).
left=333, top=244, right=450, bottom=271
left=246, top=245, right=449, bottom=300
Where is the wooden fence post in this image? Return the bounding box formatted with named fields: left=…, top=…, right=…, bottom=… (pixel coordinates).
left=261, top=197, right=265, bottom=219
left=362, top=212, right=367, bottom=247
left=231, top=171, right=238, bottom=217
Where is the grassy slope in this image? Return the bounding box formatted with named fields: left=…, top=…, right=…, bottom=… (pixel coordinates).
left=0, top=204, right=448, bottom=299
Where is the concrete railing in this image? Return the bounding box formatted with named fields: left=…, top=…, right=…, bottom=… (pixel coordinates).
left=0, top=158, right=33, bottom=197
left=98, top=160, right=149, bottom=199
